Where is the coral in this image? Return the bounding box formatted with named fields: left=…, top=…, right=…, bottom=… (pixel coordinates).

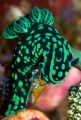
left=68, top=82, right=81, bottom=119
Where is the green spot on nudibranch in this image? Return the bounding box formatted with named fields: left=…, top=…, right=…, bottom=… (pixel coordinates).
left=68, top=44, right=72, bottom=53
left=39, top=49, right=43, bottom=55
left=13, top=106, right=18, bottom=110
left=23, top=92, right=26, bottom=96
left=43, top=76, right=49, bottom=82
left=39, top=62, right=45, bottom=76
left=21, top=106, right=24, bottom=108
left=38, top=25, right=44, bottom=29
left=52, top=37, right=57, bottom=42
left=56, top=58, right=62, bottom=62
left=18, top=81, right=23, bottom=88
left=58, top=71, right=63, bottom=77
left=12, top=94, right=19, bottom=105
left=20, top=97, right=24, bottom=103
left=37, top=43, right=41, bottom=48
left=43, top=51, right=47, bottom=56
left=8, top=104, right=12, bottom=110
left=12, top=64, right=14, bottom=68
left=25, top=49, right=29, bottom=54
left=65, top=71, right=68, bottom=76
left=26, top=36, right=32, bottom=41
left=21, top=88, right=26, bottom=95
left=62, top=64, right=65, bottom=69
left=69, top=61, right=72, bottom=68
left=14, top=74, right=17, bottom=80
left=13, top=84, right=15, bottom=88
left=28, top=41, right=32, bottom=44
left=53, top=70, right=56, bottom=75
left=24, top=56, right=30, bottom=62
left=30, top=30, right=35, bottom=34
left=15, top=99, right=19, bottom=105
left=56, top=66, right=59, bottom=69
left=32, top=59, right=36, bottom=63
left=12, top=73, right=14, bottom=77
left=21, top=88, right=25, bottom=92
left=18, top=50, right=21, bottom=54
left=45, top=36, right=50, bottom=39
left=54, top=44, right=57, bottom=49
left=26, top=83, right=28, bottom=86
left=23, top=46, right=26, bottom=49
left=45, top=33, right=53, bottom=36
left=15, top=89, right=17, bottom=92
left=58, top=41, right=62, bottom=45
left=34, top=34, right=40, bottom=38
left=46, top=42, right=51, bottom=50
left=32, top=43, right=34, bottom=46
left=17, top=57, right=20, bottom=63
left=56, top=35, right=61, bottom=39
left=25, top=67, right=30, bottom=71
left=55, top=29, right=59, bottom=33
left=35, top=53, right=38, bottom=58
left=48, top=27, right=53, bottom=31
left=38, top=37, right=41, bottom=41
left=59, top=48, right=63, bottom=52
left=21, top=46, right=24, bottom=49
left=18, top=41, right=22, bottom=45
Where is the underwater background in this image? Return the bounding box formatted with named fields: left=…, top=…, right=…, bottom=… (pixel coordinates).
left=0, top=0, right=81, bottom=120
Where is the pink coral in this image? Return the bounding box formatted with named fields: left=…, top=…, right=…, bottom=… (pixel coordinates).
left=36, top=67, right=81, bottom=111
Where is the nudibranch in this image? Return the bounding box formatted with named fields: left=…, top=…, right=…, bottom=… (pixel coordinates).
left=2, top=7, right=79, bottom=116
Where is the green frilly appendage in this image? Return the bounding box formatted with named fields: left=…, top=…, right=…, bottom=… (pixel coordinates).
left=3, top=24, right=18, bottom=39
left=3, top=7, right=55, bottom=40
left=3, top=17, right=31, bottom=39
left=14, top=17, right=31, bottom=33
left=30, top=7, right=55, bottom=25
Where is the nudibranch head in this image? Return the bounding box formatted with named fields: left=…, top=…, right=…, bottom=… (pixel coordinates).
left=3, top=7, right=55, bottom=40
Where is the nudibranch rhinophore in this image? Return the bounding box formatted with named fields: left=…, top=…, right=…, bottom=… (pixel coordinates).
left=2, top=7, right=79, bottom=116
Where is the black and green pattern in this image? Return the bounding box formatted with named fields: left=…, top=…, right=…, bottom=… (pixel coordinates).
left=3, top=7, right=78, bottom=116
left=68, top=83, right=81, bottom=120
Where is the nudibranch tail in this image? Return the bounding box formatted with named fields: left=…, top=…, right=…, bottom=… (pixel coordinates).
left=71, top=48, right=81, bottom=70
left=71, top=58, right=79, bottom=66
left=5, top=83, right=32, bottom=116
